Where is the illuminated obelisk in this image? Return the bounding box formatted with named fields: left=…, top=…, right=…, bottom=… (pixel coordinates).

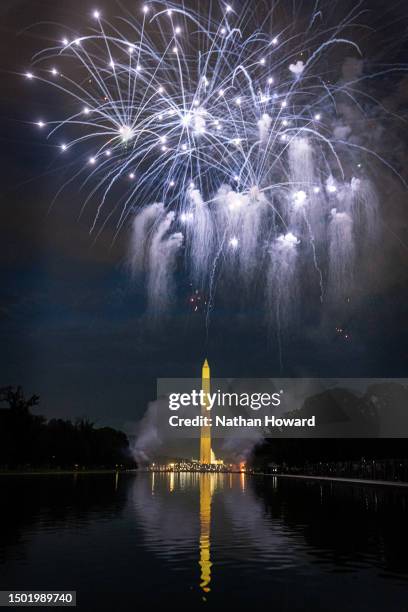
left=200, top=359, right=212, bottom=464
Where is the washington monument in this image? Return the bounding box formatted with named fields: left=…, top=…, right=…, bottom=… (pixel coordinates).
left=199, top=359, right=212, bottom=464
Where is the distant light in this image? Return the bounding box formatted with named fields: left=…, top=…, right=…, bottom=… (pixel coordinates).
left=142, top=5, right=149, bottom=14
left=267, top=76, right=274, bottom=84
left=93, top=10, right=101, bottom=19
left=235, top=97, right=241, bottom=105
left=193, top=100, right=200, bottom=107
left=234, top=174, right=239, bottom=181
left=229, top=236, right=239, bottom=249
left=161, top=145, right=167, bottom=151
left=51, top=67, right=58, bottom=76
left=218, top=89, right=225, bottom=96
left=74, top=38, right=81, bottom=46
left=226, top=4, right=232, bottom=13
left=109, top=60, right=115, bottom=68
left=37, top=121, right=45, bottom=128
left=260, top=57, right=266, bottom=65
left=61, top=144, right=67, bottom=151
left=174, top=26, right=181, bottom=34
left=281, top=100, right=287, bottom=108
left=327, top=184, right=337, bottom=193
left=313, top=186, right=320, bottom=194
left=167, top=9, right=173, bottom=16
left=280, top=134, right=287, bottom=142
left=157, top=85, right=164, bottom=93
left=89, top=156, right=96, bottom=164
left=220, top=27, right=226, bottom=35
left=160, top=135, right=167, bottom=143
left=233, top=137, right=241, bottom=145
left=129, top=172, right=135, bottom=179
left=169, top=180, right=175, bottom=187
left=136, top=64, right=142, bottom=72
left=181, top=143, right=187, bottom=151
left=105, top=150, right=111, bottom=156
left=314, top=113, right=321, bottom=121
left=25, top=72, right=33, bottom=79
left=172, top=46, right=178, bottom=53
left=282, top=119, right=288, bottom=126
left=62, top=38, right=69, bottom=46
left=128, top=45, right=135, bottom=54
left=83, top=107, right=90, bottom=115
left=189, top=181, right=195, bottom=189
left=272, top=37, right=278, bottom=45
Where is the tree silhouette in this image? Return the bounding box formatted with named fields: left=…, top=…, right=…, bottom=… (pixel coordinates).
left=0, top=386, right=40, bottom=413
left=0, top=386, right=135, bottom=470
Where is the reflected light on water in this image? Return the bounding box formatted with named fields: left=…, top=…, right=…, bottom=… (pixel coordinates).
left=199, top=474, right=213, bottom=597
left=1, top=472, right=408, bottom=609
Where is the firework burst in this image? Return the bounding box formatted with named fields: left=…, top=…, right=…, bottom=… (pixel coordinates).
left=24, top=1, right=406, bottom=345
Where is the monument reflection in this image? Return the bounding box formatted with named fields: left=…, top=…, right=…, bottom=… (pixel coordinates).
left=199, top=474, right=213, bottom=596
left=130, top=471, right=256, bottom=600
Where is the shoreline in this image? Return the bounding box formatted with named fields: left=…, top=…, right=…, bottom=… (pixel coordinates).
left=267, top=473, right=408, bottom=488
left=0, top=469, right=138, bottom=476
left=1, top=470, right=407, bottom=487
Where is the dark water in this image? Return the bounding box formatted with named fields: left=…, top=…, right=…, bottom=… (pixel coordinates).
left=1, top=473, right=408, bottom=611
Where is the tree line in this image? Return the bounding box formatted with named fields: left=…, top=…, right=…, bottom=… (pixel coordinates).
left=252, top=382, right=408, bottom=480
left=0, top=386, right=136, bottom=470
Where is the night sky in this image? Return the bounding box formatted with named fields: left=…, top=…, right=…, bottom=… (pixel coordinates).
left=1, top=0, right=408, bottom=434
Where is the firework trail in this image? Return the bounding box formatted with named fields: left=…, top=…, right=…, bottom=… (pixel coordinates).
left=24, top=0, right=406, bottom=343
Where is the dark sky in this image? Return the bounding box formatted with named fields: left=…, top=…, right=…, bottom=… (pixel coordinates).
left=1, top=0, right=408, bottom=433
